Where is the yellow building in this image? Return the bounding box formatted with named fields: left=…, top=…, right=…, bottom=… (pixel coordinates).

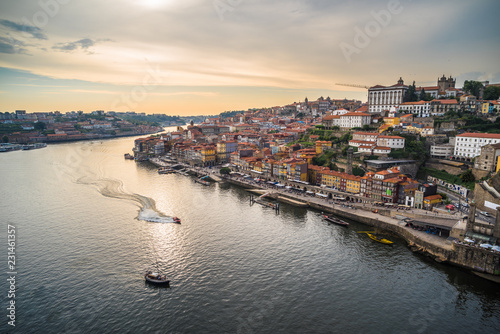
left=481, top=102, right=493, bottom=114
left=316, top=141, right=332, bottom=155
left=378, top=123, right=391, bottom=133
left=384, top=117, right=400, bottom=127
left=345, top=175, right=361, bottom=194
left=497, top=156, right=500, bottom=173
left=201, top=145, right=216, bottom=166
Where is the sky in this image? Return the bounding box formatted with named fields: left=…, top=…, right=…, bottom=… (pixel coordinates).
left=0, top=0, right=499, bottom=116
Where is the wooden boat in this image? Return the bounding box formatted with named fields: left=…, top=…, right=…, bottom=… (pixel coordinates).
left=194, top=178, right=210, bottom=186
left=158, top=167, right=174, bottom=174
left=322, top=214, right=349, bottom=227
left=173, top=217, right=181, bottom=224
left=367, top=233, right=393, bottom=245
left=124, top=153, right=134, bottom=160
left=145, top=271, right=170, bottom=285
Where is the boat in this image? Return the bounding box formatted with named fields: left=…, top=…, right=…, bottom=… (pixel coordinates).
left=144, top=271, right=170, bottom=285
left=172, top=217, right=181, bottom=224
left=194, top=178, right=210, bottom=186
left=322, top=214, right=349, bottom=227
left=124, top=153, right=134, bottom=160
left=366, top=232, right=394, bottom=245
left=158, top=167, right=174, bottom=174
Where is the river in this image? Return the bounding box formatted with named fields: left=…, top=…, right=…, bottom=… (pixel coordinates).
left=1, top=135, right=499, bottom=333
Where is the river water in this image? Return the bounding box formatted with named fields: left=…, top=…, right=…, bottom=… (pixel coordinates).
left=1, top=135, right=499, bottom=333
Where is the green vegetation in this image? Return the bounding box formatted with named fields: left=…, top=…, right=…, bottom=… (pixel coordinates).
left=312, top=150, right=337, bottom=167
left=34, top=122, right=46, bottom=131
left=417, top=167, right=475, bottom=190
left=483, top=85, right=500, bottom=100
left=220, top=167, right=231, bottom=175
left=388, top=134, right=428, bottom=161
left=121, top=114, right=182, bottom=126
left=0, top=124, right=22, bottom=134
left=434, top=111, right=500, bottom=133
left=2, top=135, right=8, bottom=143
left=403, top=81, right=418, bottom=102
left=352, top=166, right=365, bottom=177
left=463, top=80, right=484, bottom=97
left=460, top=169, right=476, bottom=183
left=219, top=110, right=242, bottom=118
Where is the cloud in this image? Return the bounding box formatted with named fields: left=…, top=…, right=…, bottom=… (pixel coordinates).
left=0, top=36, right=29, bottom=54
left=0, top=19, right=47, bottom=40
left=52, top=38, right=111, bottom=53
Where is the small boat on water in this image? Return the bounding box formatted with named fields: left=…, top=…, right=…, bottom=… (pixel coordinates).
left=322, top=214, right=349, bottom=227
left=145, top=271, right=170, bottom=285
left=158, top=167, right=174, bottom=174
left=124, top=153, right=134, bottom=160
left=194, top=178, right=210, bottom=186
left=357, top=231, right=393, bottom=245
left=172, top=217, right=181, bottom=224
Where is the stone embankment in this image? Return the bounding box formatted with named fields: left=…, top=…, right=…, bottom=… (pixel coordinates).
left=225, top=178, right=500, bottom=280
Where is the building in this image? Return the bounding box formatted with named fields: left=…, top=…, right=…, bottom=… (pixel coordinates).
left=322, top=112, right=371, bottom=129
left=474, top=143, right=500, bottom=172
left=454, top=133, right=500, bottom=161
left=315, top=141, right=332, bottom=154
left=352, top=132, right=379, bottom=142
left=368, top=78, right=408, bottom=113
left=430, top=99, right=460, bottom=116
left=383, top=117, right=400, bottom=127
left=398, top=101, right=431, bottom=117
left=376, top=135, right=405, bottom=149
left=430, top=143, right=455, bottom=159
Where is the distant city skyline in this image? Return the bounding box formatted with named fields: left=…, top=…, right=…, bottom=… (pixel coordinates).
left=1, top=0, right=499, bottom=115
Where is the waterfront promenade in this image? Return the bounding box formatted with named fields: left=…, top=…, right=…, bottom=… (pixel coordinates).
left=148, top=157, right=500, bottom=279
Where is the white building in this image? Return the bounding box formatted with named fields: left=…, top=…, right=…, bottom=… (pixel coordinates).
left=376, top=135, right=405, bottom=149
left=368, top=78, right=408, bottom=113
left=352, top=132, right=379, bottom=142
left=431, top=144, right=454, bottom=158
left=454, top=133, right=500, bottom=161
left=323, top=112, right=371, bottom=129
left=398, top=101, right=431, bottom=118
left=339, top=112, right=372, bottom=129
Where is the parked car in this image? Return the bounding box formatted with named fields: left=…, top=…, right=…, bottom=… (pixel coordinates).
left=479, top=211, right=491, bottom=217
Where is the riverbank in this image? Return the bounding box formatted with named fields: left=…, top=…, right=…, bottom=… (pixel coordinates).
left=220, top=177, right=500, bottom=281
left=148, top=158, right=500, bottom=281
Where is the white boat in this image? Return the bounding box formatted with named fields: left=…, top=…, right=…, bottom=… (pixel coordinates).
left=145, top=271, right=170, bottom=285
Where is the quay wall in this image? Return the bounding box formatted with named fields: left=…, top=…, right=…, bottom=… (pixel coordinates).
left=308, top=201, right=500, bottom=275
left=190, top=175, right=500, bottom=278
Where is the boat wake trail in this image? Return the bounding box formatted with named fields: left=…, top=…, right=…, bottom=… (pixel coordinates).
left=77, top=176, right=176, bottom=223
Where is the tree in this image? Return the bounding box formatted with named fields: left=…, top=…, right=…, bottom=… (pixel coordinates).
left=34, top=121, right=46, bottom=131
left=2, top=135, right=8, bottom=143
left=220, top=167, right=231, bottom=175
left=404, top=81, right=418, bottom=102
left=460, top=169, right=475, bottom=183
left=463, top=80, right=484, bottom=98
left=419, top=88, right=426, bottom=101
left=483, top=86, right=500, bottom=100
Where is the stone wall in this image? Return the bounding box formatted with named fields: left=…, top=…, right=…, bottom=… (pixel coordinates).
left=472, top=168, right=490, bottom=181
left=425, top=162, right=465, bottom=176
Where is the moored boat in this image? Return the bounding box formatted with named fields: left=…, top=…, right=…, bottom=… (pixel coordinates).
left=172, top=217, right=181, bottom=224
left=124, top=153, right=134, bottom=160
left=145, top=271, right=170, bottom=285
left=322, top=214, right=349, bottom=227
left=367, top=233, right=393, bottom=245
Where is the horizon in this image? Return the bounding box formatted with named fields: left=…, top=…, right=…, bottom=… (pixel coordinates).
left=1, top=0, right=499, bottom=115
